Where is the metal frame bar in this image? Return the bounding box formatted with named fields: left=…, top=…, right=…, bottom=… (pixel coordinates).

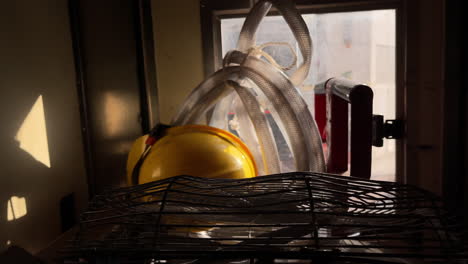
left=68, top=0, right=96, bottom=197
left=134, top=0, right=160, bottom=130
left=63, top=173, right=466, bottom=263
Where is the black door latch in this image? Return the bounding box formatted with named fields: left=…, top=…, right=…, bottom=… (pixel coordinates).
left=372, top=115, right=405, bottom=147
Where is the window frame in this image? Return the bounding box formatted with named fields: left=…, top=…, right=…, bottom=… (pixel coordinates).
left=200, top=0, right=407, bottom=183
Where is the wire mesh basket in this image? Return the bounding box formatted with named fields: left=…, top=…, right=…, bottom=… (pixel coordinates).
left=63, top=172, right=467, bottom=263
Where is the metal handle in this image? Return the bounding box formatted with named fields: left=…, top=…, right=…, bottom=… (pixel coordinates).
left=325, top=78, right=374, bottom=179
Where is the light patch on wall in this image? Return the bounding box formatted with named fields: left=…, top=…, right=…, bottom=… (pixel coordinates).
left=15, top=95, right=51, bottom=168
left=6, top=240, right=11, bottom=246
left=104, top=92, right=126, bottom=138
left=7, top=196, right=28, bottom=221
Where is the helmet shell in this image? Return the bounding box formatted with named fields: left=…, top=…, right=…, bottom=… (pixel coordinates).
left=127, top=125, right=257, bottom=185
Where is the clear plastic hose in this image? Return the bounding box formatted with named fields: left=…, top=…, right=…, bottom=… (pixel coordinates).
left=171, top=0, right=325, bottom=174
left=172, top=67, right=239, bottom=126
left=227, top=80, right=281, bottom=174
left=238, top=0, right=312, bottom=86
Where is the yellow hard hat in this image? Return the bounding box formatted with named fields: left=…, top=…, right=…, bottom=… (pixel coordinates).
left=126, top=124, right=258, bottom=186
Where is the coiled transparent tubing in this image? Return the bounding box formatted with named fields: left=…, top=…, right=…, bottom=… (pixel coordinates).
left=172, top=0, right=325, bottom=175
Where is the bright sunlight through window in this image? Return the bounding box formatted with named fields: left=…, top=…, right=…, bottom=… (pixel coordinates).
left=7, top=196, right=28, bottom=221
left=221, top=10, right=396, bottom=181
left=15, top=95, right=51, bottom=168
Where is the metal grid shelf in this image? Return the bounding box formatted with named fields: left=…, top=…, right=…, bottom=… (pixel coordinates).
left=63, top=172, right=467, bottom=263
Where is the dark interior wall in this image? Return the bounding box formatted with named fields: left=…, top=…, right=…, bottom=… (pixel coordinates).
left=404, top=0, right=445, bottom=194
left=0, top=0, right=88, bottom=253
left=443, top=0, right=468, bottom=219
left=71, top=0, right=151, bottom=194
left=465, top=5, right=468, bottom=223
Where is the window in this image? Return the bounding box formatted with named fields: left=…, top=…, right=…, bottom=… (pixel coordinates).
left=204, top=2, right=400, bottom=182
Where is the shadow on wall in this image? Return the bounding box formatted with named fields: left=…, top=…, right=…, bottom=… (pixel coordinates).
left=0, top=90, right=88, bottom=254
left=0, top=92, right=54, bottom=253
left=0, top=0, right=88, bottom=253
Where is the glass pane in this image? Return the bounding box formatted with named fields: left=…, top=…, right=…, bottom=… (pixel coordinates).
left=221, top=10, right=396, bottom=181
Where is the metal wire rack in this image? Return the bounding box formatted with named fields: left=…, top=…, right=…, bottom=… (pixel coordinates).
left=63, top=172, right=467, bottom=263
